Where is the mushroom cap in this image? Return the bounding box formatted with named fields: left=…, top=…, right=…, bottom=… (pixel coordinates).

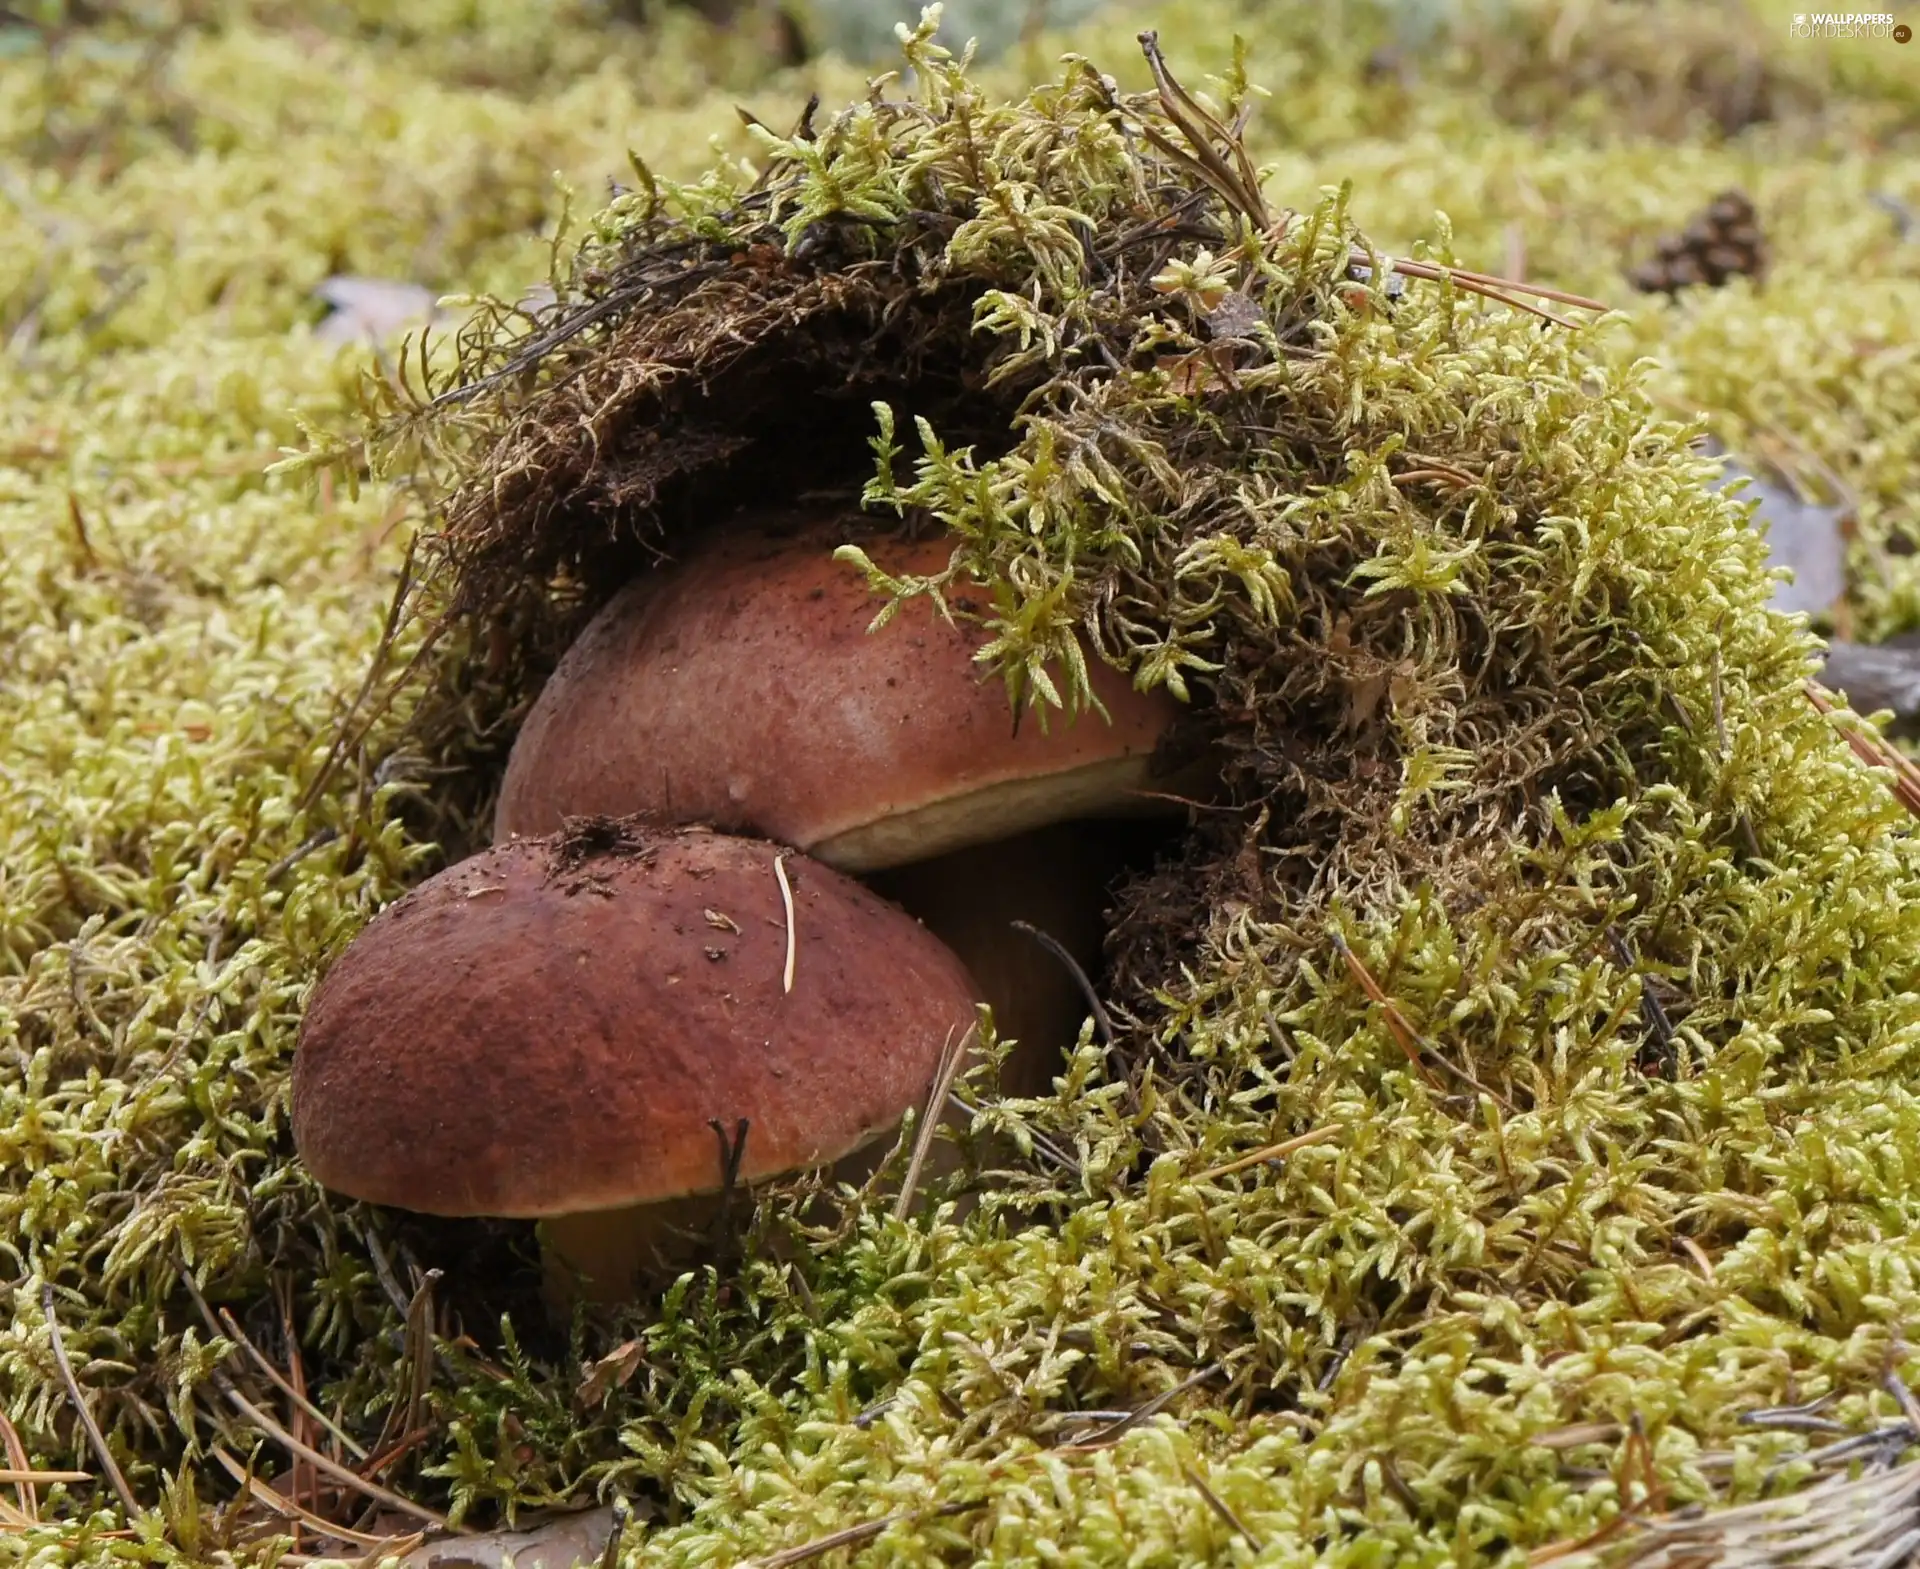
left=492, top=514, right=1183, bottom=872
left=290, top=823, right=979, bottom=1219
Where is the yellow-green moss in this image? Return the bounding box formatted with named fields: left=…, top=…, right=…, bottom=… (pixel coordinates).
left=7, top=3, right=1920, bottom=1568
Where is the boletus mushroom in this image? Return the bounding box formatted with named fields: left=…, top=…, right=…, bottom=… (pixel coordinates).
left=291, top=820, right=979, bottom=1307
left=492, top=512, right=1195, bottom=1084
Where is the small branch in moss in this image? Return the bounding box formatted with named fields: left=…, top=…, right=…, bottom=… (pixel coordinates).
left=1011, top=921, right=1113, bottom=1047
left=947, top=1090, right=1079, bottom=1175
left=1883, top=1362, right=1920, bottom=1434
left=708, top=1117, right=752, bottom=1252
left=1332, top=933, right=1512, bottom=1109
left=749, top=1502, right=973, bottom=1569
left=1806, top=680, right=1920, bottom=819
left=893, top=1025, right=975, bottom=1222
left=374, top=1268, right=441, bottom=1466
left=209, top=1374, right=456, bottom=1532
left=357, top=1217, right=415, bottom=1319
left=360, top=1427, right=435, bottom=1483
left=1604, top=929, right=1677, bottom=1078
left=1137, top=32, right=1268, bottom=230
left=263, top=827, right=339, bottom=885
left=1058, top=1362, right=1224, bottom=1450
left=1191, top=1126, right=1338, bottom=1183
left=1181, top=1464, right=1264, bottom=1552
left=1365, top=252, right=1607, bottom=328
left=39, top=1282, right=139, bottom=1519
left=297, top=536, right=451, bottom=819
left=204, top=1302, right=370, bottom=1462
left=0, top=1410, right=40, bottom=1522
left=209, top=1448, right=402, bottom=1551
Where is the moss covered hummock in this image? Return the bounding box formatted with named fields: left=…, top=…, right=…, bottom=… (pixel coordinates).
left=8, top=3, right=1920, bottom=1567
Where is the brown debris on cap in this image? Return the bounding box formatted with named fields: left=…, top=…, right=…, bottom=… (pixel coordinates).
left=491, top=513, right=1186, bottom=872
left=290, top=820, right=980, bottom=1219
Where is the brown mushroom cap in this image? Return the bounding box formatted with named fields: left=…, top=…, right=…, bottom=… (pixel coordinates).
left=291, top=822, right=980, bottom=1219
left=492, top=515, right=1183, bottom=872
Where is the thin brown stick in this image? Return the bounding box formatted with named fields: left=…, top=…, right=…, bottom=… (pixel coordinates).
left=1058, top=1363, right=1224, bottom=1450
left=749, top=1503, right=972, bottom=1569
left=0, top=1411, right=39, bottom=1522
left=206, top=1304, right=369, bottom=1461
left=1333, top=934, right=1514, bottom=1109
left=208, top=1449, right=392, bottom=1549
left=211, top=1376, right=456, bottom=1532
left=894, top=1024, right=977, bottom=1221
left=1011, top=921, right=1114, bottom=1046
left=1385, top=254, right=1609, bottom=310
left=273, top=1279, right=313, bottom=1547
left=39, top=1284, right=138, bottom=1518
left=0, top=1471, right=88, bottom=1485
left=1138, top=32, right=1268, bottom=228
left=360, top=1427, right=435, bottom=1482
left=1181, top=1464, right=1265, bottom=1552
left=752, top=1515, right=904, bottom=1569
left=1807, top=680, right=1920, bottom=818
left=1192, top=1126, right=1338, bottom=1183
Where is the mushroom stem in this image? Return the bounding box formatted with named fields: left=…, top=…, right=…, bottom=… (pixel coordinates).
left=867, top=819, right=1127, bottom=1098
left=539, top=1194, right=722, bottom=1311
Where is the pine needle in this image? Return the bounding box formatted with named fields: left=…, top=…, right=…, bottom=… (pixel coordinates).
left=39, top=1283, right=138, bottom=1519
left=774, top=851, right=797, bottom=993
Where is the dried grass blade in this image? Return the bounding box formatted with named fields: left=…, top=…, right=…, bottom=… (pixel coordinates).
left=1181, top=1464, right=1265, bottom=1552
left=1192, top=1126, right=1339, bottom=1183
left=893, top=1023, right=976, bottom=1221
left=39, top=1284, right=139, bottom=1518
left=212, top=1376, right=457, bottom=1532
left=0, top=1412, right=39, bottom=1522
left=213, top=1307, right=369, bottom=1461
left=1059, top=1363, right=1223, bottom=1450
left=1807, top=680, right=1920, bottom=818
left=209, top=1448, right=392, bottom=1550
left=1137, top=31, right=1267, bottom=226
left=748, top=1502, right=972, bottom=1569
left=1385, top=254, right=1608, bottom=311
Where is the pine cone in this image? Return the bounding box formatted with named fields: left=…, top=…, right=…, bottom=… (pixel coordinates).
left=1628, top=190, right=1767, bottom=294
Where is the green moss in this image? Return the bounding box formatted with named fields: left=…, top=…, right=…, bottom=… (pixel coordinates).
left=8, top=2, right=1920, bottom=1567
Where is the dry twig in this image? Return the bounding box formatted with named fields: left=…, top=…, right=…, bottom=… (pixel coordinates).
left=210, top=1375, right=456, bottom=1532
left=894, top=1024, right=977, bottom=1221
left=39, top=1283, right=138, bottom=1518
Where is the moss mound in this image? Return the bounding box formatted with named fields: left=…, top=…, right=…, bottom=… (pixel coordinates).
left=10, top=3, right=1920, bottom=1567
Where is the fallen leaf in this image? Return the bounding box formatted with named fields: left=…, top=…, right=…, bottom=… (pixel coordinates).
left=1813, top=634, right=1920, bottom=737
left=398, top=1505, right=624, bottom=1569
left=1205, top=291, right=1265, bottom=339
left=314, top=277, right=449, bottom=346
left=576, top=1340, right=645, bottom=1408
left=1703, top=438, right=1850, bottom=616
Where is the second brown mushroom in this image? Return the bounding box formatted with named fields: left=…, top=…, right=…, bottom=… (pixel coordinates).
left=494, top=510, right=1194, bottom=1094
